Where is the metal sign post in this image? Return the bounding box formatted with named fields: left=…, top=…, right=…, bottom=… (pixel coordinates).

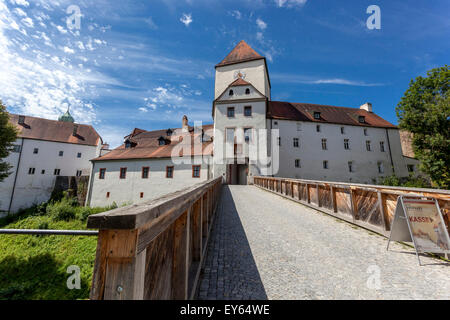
left=387, top=196, right=450, bottom=266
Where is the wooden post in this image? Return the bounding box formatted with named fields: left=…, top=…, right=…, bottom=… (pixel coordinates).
left=349, top=188, right=358, bottom=222
left=192, top=199, right=202, bottom=262
left=90, top=230, right=109, bottom=300
left=316, top=184, right=320, bottom=207
left=330, top=185, right=337, bottom=213
left=102, top=230, right=146, bottom=300
left=306, top=183, right=310, bottom=203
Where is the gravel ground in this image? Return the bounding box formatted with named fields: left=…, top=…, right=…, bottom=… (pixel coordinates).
left=197, top=185, right=450, bottom=300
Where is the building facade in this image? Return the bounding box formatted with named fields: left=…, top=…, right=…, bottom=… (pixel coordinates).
left=0, top=113, right=103, bottom=214
left=87, top=40, right=420, bottom=207
left=86, top=120, right=213, bottom=207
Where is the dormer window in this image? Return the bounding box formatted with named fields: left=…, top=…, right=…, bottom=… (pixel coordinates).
left=358, top=116, right=366, bottom=123
left=158, top=137, right=166, bottom=146
left=166, top=129, right=173, bottom=136
left=245, top=88, right=250, bottom=95
left=229, top=89, right=234, bottom=96
left=125, top=140, right=132, bottom=148
left=18, top=115, right=25, bottom=125
left=314, top=112, right=321, bottom=119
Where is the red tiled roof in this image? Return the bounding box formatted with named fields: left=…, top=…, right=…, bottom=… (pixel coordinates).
left=9, top=114, right=101, bottom=146
left=268, top=101, right=396, bottom=128
left=229, top=78, right=251, bottom=86
left=93, top=124, right=214, bottom=161
left=216, top=40, right=264, bottom=67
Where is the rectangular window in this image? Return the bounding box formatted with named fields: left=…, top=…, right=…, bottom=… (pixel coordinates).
left=33, top=148, right=38, bottom=154
left=366, top=141, right=372, bottom=151
left=323, top=161, right=329, bottom=169
left=295, top=159, right=301, bottom=168
left=407, top=165, right=415, bottom=172
left=359, top=116, right=366, bottom=123
left=277, top=137, right=281, bottom=146
left=120, top=167, right=127, bottom=179
left=227, top=107, right=235, bottom=118
left=106, top=192, right=110, bottom=198
left=341, top=127, right=345, bottom=134
left=226, top=128, right=235, bottom=143
left=99, top=168, right=106, bottom=179
left=380, top=141, right=385, bottom=152
left=142, top=167, right=149, bottom=179
left=166, top=166, right=174, bottom=178
left=293, top=138, right=299, bottom=148
left=41, top=170, right=45, bottom=174
left=140, top=192, right=144, bottom=199
left=364, top=128, right=368, bottom=136
left=244, top=128, right=252, bottom=143
left=77, top=152, right=82, bottom=158
left=12, top=145, right=21, bottom=153
left=344, top=139, right=350, bottom=150
left=59, top=151, right=64, bottom=157
left=192, top=165, right=201, bottom=178
left=54, top=169, right=60, bottom=176
left=244, top=106, right=252, bottom=117
left=378, top=162, right=384, bottom=174
left=76, top=170, right=82, bottom=177
left=28, top=167, right=35, bottom=175
left=348, top=161, right=353, bottom=173
left=316, top=125, right=321, bottom=132
left=321, top=139, right=327, bottom=150
left=314, top=112, right=321, bottom=119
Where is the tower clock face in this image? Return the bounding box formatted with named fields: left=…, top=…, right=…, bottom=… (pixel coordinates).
left=234, top=70, right=246, bottom=80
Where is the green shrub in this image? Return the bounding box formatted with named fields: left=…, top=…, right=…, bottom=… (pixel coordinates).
left=378, top=174, right=432, bottom=188
left=46, top=199, right=76, bottom=221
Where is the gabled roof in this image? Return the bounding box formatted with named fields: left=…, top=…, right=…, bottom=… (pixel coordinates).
left=268, top=101, right=396, bottom=128
left=229, top=78, right=251, bottom=86
left=92, top=124, right=214, bottom=161
left=9, top=114, right=101, bottom=146
left=216, top=40, right=264, bottom=68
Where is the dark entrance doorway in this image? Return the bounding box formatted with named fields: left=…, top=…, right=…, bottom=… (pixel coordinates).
left=226, top=160, right=248, bottom=185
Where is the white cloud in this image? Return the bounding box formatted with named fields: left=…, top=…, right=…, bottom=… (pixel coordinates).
left=230, top=10, right=241, bottom=20
left=56, top=25, right=67, bottom=34
left=271, top=73, right=385, bottom=87
left=14, top=8, right=26, bottom=16
left=256, top=18, right=267, bottom=30
left=145, top=16, right=157, bottom=30
left=276, top=0, right=307, bottom=8
left=62, top=46, right=74, bottom=54
left=256, top=32, right=264, bottom=41
left=9, top=0, right=29, bottom=7
left=180, top=13, right=192, bottom=27
left=21, top=17, right=33, bottom=28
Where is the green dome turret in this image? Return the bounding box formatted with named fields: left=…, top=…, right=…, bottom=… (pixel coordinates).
left=58, top=108, right=75, bottom=123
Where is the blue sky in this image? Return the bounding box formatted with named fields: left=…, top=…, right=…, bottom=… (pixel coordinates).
left=0, top=0, right=448, bottom=147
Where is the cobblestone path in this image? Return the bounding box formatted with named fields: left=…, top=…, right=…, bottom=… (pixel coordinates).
left=197, top=185, right=450, bottom=300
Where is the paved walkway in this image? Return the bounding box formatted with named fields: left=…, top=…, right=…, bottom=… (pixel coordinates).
left=197, top=185, right=450, bottom=300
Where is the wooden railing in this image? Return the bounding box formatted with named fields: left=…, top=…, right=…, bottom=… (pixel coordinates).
left=87, top=177, right=223, bottom=300
left=253, top=176, right=450, bottom=236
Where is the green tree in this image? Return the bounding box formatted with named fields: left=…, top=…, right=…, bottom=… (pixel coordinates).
left=0, top=101, right=18, bottom=182
left=396, top=66, right=450, bottom=189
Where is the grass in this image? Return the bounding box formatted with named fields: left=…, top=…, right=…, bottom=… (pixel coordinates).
left=0, top=197, right=116, bottom=300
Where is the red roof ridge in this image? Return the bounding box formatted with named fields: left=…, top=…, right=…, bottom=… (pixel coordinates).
left=216, top=40, right=264, bottom=67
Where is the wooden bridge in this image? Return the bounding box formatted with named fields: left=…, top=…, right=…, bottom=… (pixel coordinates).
left=87, top=177, right=450, bottom=300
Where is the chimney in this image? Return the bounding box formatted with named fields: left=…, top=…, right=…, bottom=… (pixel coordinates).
left=72, top=124, right=79, bottom=136
left=18, top=115, right=25, bottom=125
left=360, top=102, right=373, bottom=113
left=182, top=115, right=189, bottom=132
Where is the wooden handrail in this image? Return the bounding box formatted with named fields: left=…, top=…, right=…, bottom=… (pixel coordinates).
left=253, top=176, right=450, bottom=237
left=87, top=177, right=223, bottom=300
